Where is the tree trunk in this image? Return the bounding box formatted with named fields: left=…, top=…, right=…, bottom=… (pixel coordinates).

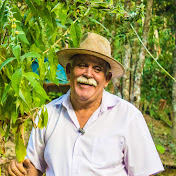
left=172, top=0, right=176, bottom=141
left=112, top=78, right=122, bottom=98
left=133, top=0, right=153, bottom=108
left=122, top=0, right=132, bottom=101
left=129, top=0, right=141, bottom=103
left=122, top=44, right=131, bottom=101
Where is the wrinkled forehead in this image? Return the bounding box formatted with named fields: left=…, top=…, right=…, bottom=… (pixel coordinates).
left=71, top=54, right=109, bottom=68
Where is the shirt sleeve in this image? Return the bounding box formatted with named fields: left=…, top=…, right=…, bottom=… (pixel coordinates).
left=26, top=116, right=47, bottom=173
left=124, top=111, right=164, bottom=176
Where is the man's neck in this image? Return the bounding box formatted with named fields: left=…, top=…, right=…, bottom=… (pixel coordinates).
left=70, top=94, right=102, bottom=128
left=70, top=94, right=102, bottom=112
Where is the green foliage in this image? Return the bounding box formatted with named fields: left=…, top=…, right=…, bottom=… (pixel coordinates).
left=141, top=5, right=174, bottom=122
left=15, top=131, right=27, bottom=162
left=0, top=0, right=145, bottom=161
left=38, top=105, right=48, bottom=129
left=156, top=144, right=165, bottom=154
left=47, top=91, right=64, bottom=101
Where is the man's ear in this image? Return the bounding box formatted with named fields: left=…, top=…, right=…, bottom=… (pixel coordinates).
left=66, top=63, right=72, bottom=80
left=104, top=72, right=112, bottom=88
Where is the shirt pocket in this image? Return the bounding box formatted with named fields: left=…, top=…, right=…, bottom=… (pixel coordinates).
left=91, top=136, right=123, bottom=168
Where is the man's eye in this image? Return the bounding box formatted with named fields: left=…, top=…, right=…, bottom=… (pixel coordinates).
left=94, top=67, right=101, bottom=73
left=78, top=64, right=86, bottom=68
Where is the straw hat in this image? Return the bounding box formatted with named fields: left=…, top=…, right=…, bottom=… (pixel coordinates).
left=56, top=32, right=125, bottom=78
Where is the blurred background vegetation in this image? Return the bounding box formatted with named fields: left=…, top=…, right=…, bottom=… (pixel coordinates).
left=0, top=0, right=176, bottom=175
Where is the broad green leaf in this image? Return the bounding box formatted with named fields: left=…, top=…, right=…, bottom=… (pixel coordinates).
left=24, top=73, right=49, bottom=100
left=21, top=81, right=32, bottom=108
left=24, top=72, right=40, bottom=80
left=32, top=91, right=44, bottom=107
left=18, top=33, right=30, bottom=44
left=12, top=45, right=21, bottom=60
left=11, top=68, right=22, bottom=96
left=55, top=19, right=67, bottom=29
left=51, top=2, right=64, bottom=12
left=15, top=132, right=26, bottom=162
left=38, top=105, right=48, bottom=129
left=16, top=26, right=30, bottom=44
left=19, top=89, right=29, bottom=109
left=156, top=145, right=165, bottom=154
left=70, top=22, right=82, bottom=47
left=38, top=57, right=46, bottom=81
left=11, top=106, right=18, bottom=124
left=1, top=82, right=12, bottom=104
left=48, top=49, right=58, bottom=81
left=0, top=57, right=16, bottom=71
left=59, top=5, right=68, bottom=25
left=21, top=52, right=41, bottom=62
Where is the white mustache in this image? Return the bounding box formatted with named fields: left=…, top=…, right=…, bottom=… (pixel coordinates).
left=77, top=76, right=97, bottom=87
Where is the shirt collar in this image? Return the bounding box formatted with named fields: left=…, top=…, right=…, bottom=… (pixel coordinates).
left=99, top=89, right=120, bottom=114
left=54, top=89, right=71, bottom=107
left=54, top=89, right=120, bottom=113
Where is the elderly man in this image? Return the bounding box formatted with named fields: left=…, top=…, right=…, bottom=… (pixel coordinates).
left=8, top=32, right=164, bottom=176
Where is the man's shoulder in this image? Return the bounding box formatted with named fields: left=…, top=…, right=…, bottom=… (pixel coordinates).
left=104, top=90, right=141, bottom=114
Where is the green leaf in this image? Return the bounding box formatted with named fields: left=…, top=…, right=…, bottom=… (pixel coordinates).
left=16, top=26, right=30, bottom=44
left=11, top=68, right=22, bottom=96
left=15, top=132, right=26, bottom=162
left=48, top=49, right=58, bottom=81
left=51, top=2, right=64, bottom=12
left=1, top=82, right=12, bottom=104
left=12, top=45, right=21, bottom=60
left=19, top=89, right=28, bottom=107
left=0, top=57, right=16, bottom=71
left=88, top=17, right=110, bottom=34
left=24, top=72, right=49, bottom=100
left=51, top=2, right=68, bottom=25
left=21, top=81, right=32, bottom=108
left=18, top=33, right=30, bottom=44
left=59, top=5, right=68, bottom=25
left=23, top=72, right=40, bottom=80
left=70, top=22, right=82, bottom=47
left=38, top=105, right=48, bottom=129
left=55, top=19, right=67, bottom=29
left=38, top=57, right=46, bottom=81
left=156, top=145, right=165, bottom=154
left=21, top=52, right=41, bottom=62
left=11, top=106, right=18, bottom=124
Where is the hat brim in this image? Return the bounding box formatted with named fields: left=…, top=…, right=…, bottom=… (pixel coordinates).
left=56, top=48, right=125, bottom=78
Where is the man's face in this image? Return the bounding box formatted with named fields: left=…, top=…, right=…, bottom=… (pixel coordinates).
left=66, top=54, right=112, bottom=103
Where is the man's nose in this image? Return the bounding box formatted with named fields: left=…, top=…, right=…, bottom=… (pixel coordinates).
left=83, top=66, right=93, bottom=78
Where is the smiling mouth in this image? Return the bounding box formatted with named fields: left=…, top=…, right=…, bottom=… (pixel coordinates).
left=79, top=82, right=94, bottom=86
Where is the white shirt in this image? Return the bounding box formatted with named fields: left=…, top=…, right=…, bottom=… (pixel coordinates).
left=26, top=90, right=164, bottom=176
